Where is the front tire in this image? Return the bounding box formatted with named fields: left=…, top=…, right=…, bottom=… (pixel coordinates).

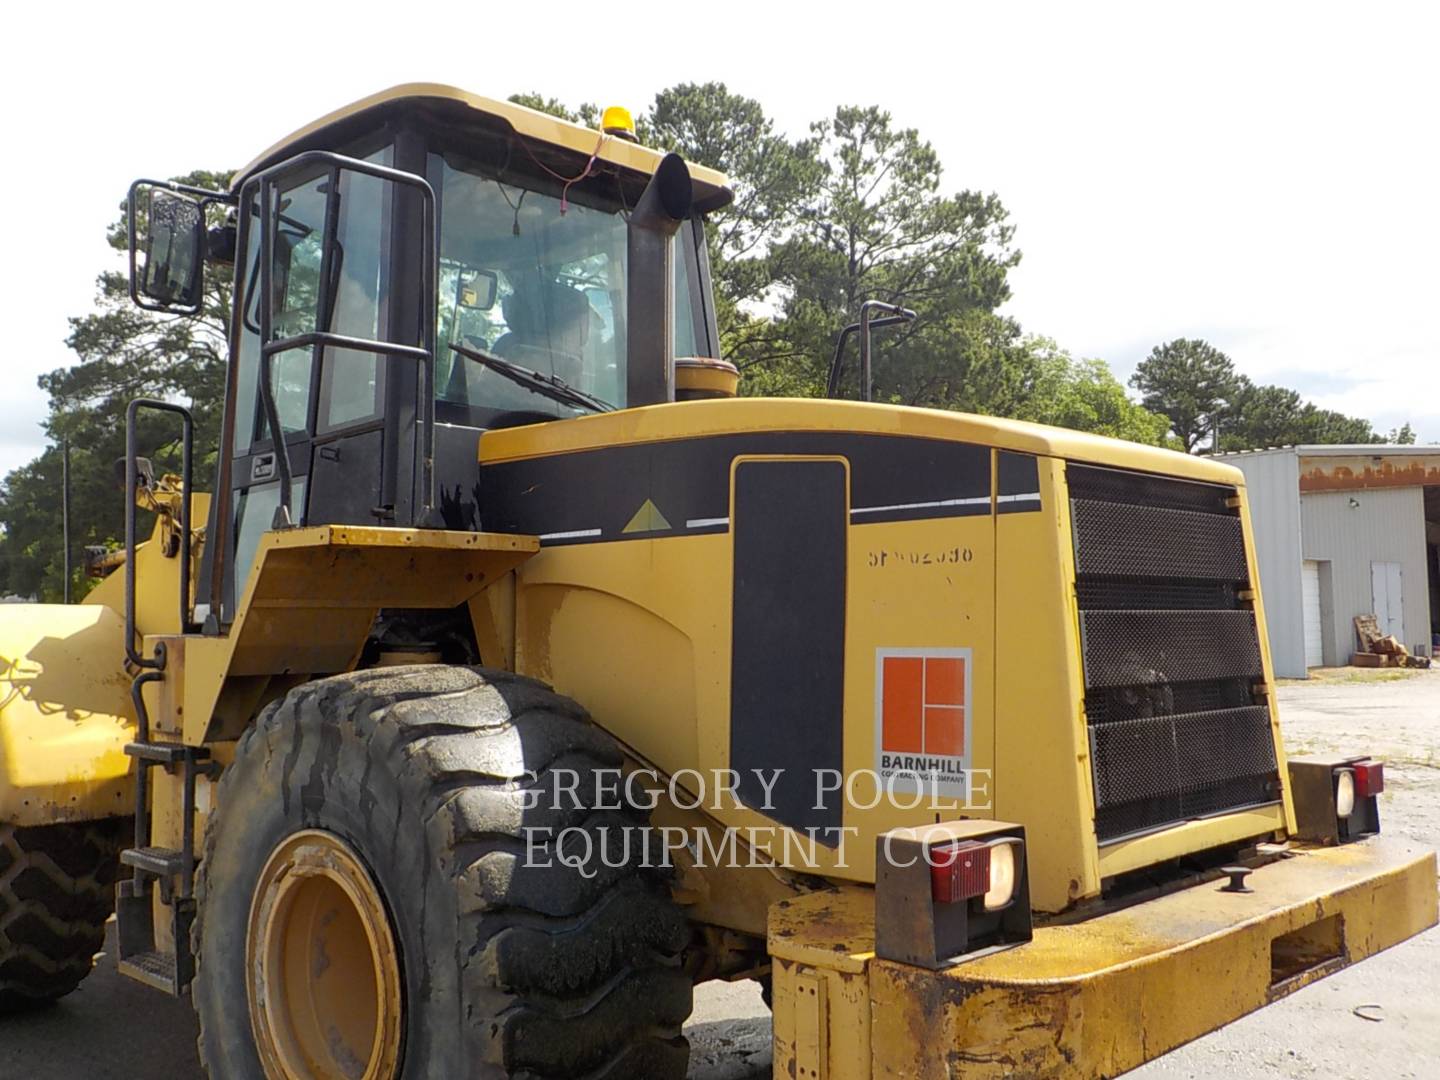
left=193, top=665, right=692, bottom=1078
left=0, top=820, right=124, bottom=1012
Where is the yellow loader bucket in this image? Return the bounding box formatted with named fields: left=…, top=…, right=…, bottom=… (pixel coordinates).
left=0, top=604, right=135, bottom=826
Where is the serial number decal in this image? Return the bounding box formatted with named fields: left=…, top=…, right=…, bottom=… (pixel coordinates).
left=866, top=547, right=974, bottom=568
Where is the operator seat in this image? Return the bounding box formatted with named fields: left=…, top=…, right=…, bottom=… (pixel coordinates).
left=493, top=279, right=592, bottom=384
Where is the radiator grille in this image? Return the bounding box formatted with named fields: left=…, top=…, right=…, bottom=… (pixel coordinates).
left=1071, top=500, right=1249, bottom=581
left=1078, top=610, right=1264, bottom=687
left=1069, top=464, right=1279, bottom=843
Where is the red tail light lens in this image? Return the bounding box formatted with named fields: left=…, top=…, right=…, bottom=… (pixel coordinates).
left=1353, top=760, right=1384, bottom=799
left=930, top=841, right=990, bottom=904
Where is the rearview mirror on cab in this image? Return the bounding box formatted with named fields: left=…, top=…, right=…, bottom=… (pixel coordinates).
left=128, top=181, right=209, bottom=314
left=458, top=269, right=498, bottom=311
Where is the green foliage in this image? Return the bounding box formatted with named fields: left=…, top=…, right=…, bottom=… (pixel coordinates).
left=0, top=170, right=232, bottom=601
left=1128, top=338, right=1236, bottom=452
left=646, top=82, right=822, bottom=371
left=1008, top=339, right=1174, bottom=446
left=506, top=92, right=600, bottom=130
left=768, top=105, right=1020, bottom=406
left=1388, top=422, right=1416, bottom=445
left=1215, top=374, right=1390, bottom=450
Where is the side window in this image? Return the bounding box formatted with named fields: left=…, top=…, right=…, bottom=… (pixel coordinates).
left=235, top=171, right=327, bottom=443
left=231, top=478, right=308, bottom=605
left=229, top=145, right=393, bottom=454
left=673, top=230, right=698, bottom=360
left=316, top=166, right=393, bottom=430
left=268, top=176, right=325, bottom=435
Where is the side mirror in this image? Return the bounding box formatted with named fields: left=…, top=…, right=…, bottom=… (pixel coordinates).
left=128, top=181, right=208, bottom=315
left=458, top=269, right=498, bottom=311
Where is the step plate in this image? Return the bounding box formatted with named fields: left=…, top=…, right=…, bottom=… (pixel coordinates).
left=118, top=950, right=179, bottom=995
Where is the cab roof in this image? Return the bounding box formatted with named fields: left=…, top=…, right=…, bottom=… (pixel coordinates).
left=230, top=83, right=734, bottom=212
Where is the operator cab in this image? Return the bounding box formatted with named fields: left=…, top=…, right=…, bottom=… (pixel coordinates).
left=128, top=86, right=733, bottom=626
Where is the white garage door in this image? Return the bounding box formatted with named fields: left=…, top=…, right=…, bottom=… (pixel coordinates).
left=1302, top=560, right=1323, bottom=668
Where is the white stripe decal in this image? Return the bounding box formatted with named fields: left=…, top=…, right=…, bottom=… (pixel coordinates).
left=851, top=496, right=991, bottom=515
left=997, top=492, right=1042, bottom=503
left=539, top=528, right=602, bottom=541
left=686, top=517, right=730, bottom=529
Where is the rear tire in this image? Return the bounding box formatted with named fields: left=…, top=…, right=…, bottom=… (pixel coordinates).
left=0, top=820, right=125, bottom=1012
left=193, top=665, right=692, bottom=1078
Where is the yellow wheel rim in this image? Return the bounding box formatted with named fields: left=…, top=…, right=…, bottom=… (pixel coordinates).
left=247, top=830, right=403, bottom=1080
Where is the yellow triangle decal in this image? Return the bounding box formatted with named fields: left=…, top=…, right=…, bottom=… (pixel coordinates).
left=622, top=498, right=673, bottom=534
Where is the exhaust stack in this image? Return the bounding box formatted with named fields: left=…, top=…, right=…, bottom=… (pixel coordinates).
left=626, top=153, right=693, bottom=407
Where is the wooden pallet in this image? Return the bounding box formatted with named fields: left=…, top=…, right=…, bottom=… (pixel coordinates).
left=1352, top=651, right=1430, bottom=669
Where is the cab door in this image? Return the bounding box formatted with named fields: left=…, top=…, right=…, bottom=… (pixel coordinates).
left=217, top=145, right=402, bottom=620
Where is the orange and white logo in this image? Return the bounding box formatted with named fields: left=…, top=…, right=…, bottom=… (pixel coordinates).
left=875, top=648, right=972, bottom=798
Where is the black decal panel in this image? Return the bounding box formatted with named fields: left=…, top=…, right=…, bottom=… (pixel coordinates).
left=729, top=459, right=847, bottom=839
left=997, top=450, right=1042, bottom=515
left=479, top=431, right=1023, bottom=544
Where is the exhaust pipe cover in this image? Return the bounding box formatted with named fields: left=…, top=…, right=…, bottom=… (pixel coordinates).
left=626, top=154, right=694, bottom=407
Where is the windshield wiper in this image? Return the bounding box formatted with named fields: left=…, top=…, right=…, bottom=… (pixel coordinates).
left=449, top=342, right=615, bottom=415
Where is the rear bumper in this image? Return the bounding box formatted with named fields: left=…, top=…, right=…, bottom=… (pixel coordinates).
left=769, top=837, right=1438, bottom=1079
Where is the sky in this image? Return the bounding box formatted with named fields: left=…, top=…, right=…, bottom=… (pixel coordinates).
left=1, top=0, right=1435, bottom=479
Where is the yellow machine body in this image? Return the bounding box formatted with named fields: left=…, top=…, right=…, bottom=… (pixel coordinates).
left=771, top=838, right=1437, bottom=1080
left=0, top=493, right=208, bottom=827
left=482, top=397, right=1290, bottom=911
left=7, top=83, right=1434, bottom=1078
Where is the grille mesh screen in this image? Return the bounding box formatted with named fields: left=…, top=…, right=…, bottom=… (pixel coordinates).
left=1079, top=610, right=1264, bottom=687
left=1072, top=500, right=1248, bottom=581
left=1070, top=464, right=1278, bottom=843
left=1075, top=579, right=1239, bottom=611
left=1089, top=707, right=1277, bottom=809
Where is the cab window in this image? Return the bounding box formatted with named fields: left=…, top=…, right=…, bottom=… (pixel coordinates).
left=431, top=151, right=627, bottom=424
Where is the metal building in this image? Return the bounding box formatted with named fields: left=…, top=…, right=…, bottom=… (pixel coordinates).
left=1215, top=446, right=1440, bottom=677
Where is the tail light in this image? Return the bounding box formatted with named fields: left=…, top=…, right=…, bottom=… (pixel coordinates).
left=1289, top=756, right=1383, bottom=844
left=929, top=841, right=990, bottom=904
left=1352, top=760, right=1384, bottom=799
left=878, top=821, right=1032, bottom=969
left=929, top=837, right=1023, bottom=911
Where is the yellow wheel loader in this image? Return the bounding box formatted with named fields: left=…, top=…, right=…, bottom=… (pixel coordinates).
left=1, top=85, right=1434, bottom=1078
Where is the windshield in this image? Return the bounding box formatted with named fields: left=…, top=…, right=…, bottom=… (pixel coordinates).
left=431, top=151, right=629, bottom=423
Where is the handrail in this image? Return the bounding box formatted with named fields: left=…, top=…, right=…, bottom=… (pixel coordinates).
left=255, top=150, right=439, bottom=529
left=825, top=301, right=917, bottom=400
left=124, top=399, right=194, bottom=670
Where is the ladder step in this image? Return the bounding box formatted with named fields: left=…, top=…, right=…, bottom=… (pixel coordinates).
left=125, top=741, right=209, bottom=765
left=121, top=846, right=187, bottom=877
left=118, top=950, right=179, bottom=995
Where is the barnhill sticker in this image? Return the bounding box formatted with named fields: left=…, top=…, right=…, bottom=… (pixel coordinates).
left=874, top=647, right=973, bottom=800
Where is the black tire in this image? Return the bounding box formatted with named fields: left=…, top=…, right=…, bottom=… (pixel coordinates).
left=0, top=819, right=125, bottom=1012
left=193, top=665, right=693, bottom=1078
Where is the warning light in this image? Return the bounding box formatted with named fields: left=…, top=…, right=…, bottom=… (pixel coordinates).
left=601, top=105, right=637, bottom=141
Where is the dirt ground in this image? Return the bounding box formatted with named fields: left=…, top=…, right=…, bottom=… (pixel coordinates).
left=3, top=672, right=1437, bottom=1079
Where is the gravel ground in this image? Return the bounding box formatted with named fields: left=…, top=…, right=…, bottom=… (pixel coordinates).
left=2, top=671, right=1436, bottom=1078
